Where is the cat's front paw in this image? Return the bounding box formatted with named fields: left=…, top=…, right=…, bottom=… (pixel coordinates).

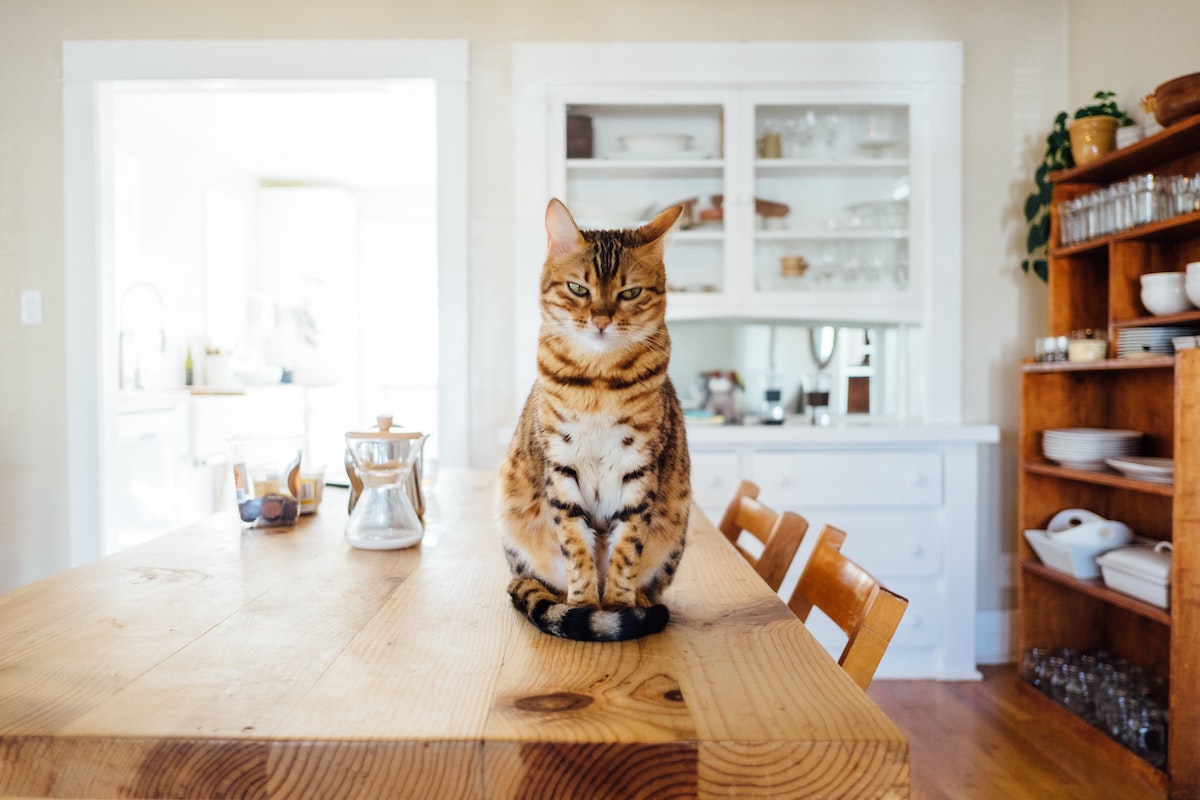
left=567, top=587, right=601, bottom=607
left=600, top=587, right=637, bottom=609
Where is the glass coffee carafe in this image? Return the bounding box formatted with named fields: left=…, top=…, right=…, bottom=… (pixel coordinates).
left=343, top=430, right=429, bottom=550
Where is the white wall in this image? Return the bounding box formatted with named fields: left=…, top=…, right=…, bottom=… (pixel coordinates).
left=3, top=0, right=1187, bottom=625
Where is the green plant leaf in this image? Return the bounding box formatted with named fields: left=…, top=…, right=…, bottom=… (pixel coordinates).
left=1024, top=193, right=1042, bottom=222
left=1027, top=217, right=1049, bottom=251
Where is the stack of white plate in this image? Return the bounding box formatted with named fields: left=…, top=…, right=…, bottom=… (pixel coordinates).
left=1173, top=334, right=1200, bottom=351
left=1104, top=456, right=1174, bottom=484
left=1043, top=428, right=1143, bottom=470
left=1117, top=326, right=1197, bottom=358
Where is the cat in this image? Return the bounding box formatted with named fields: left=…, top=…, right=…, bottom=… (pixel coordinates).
left=498, top=198, right=692, bottom=641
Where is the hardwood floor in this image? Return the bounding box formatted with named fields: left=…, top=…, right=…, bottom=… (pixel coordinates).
left=868, top=664, right=1164, bottom=800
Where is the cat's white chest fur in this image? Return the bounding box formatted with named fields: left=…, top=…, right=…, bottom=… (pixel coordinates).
left=549, top=412, right=644, bottom=528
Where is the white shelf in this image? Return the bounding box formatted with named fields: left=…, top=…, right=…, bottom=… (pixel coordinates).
left=755, top=229, right=908, bottom=241
left=754, top=157, right=909, bottom=172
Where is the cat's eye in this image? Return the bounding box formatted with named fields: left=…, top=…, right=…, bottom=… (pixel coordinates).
left=618, top=287, right=642, bottom=301
left=566, top=282, right=589, bottom=297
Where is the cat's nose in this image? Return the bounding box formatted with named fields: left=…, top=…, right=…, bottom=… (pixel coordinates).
left=593, top=315, right=612, bottom=332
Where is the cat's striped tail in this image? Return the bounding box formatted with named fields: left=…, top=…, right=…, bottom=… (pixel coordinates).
left=507, top=577, right=669, bottom=641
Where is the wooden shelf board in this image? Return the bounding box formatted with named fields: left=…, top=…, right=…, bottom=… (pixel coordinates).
left=1014, top=679, right=1169, bottom=794
left=1020, top=559, right=1173, bottom=626
left=1022, top=356, right=1176, bottom=373
left=1051, top=113, right=1200, bottom=186
left=1114, top=312, right=1200, bottom=330
left=1051, top=210, right=1200, bottom=258
left=1022, top=461, right=1175, bottom=497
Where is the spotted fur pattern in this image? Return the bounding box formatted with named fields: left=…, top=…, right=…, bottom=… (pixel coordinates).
left=498, top=198, right=691, bottom=641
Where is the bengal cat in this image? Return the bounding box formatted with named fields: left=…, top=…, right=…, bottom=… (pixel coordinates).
left=498, top=198, right=691, bottom=641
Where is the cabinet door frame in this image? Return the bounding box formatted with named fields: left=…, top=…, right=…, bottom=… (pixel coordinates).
left=512, top=42, right=963, bottom=423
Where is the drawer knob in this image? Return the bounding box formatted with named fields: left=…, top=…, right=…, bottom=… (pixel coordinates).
left=910, top=472, right=927, bottom=487
left=910, top=543, right=924, bottom=557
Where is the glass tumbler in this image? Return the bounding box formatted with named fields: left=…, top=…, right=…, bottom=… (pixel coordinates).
left=1128, top=703, right=1168, bottom=767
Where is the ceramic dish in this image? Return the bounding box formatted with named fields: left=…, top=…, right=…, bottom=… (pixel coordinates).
left=1043, top=428, right=1142, bottom=470
left=1104, top=456, right=1175, bottom=484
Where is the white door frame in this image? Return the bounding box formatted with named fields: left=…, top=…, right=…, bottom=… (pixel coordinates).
left=63, top=40, right=469, bottom=567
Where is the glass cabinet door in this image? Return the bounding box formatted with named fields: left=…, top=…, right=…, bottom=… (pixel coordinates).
left=549, top=91, right=733, bottom=307
left=744, top=93, right=921, bottom=324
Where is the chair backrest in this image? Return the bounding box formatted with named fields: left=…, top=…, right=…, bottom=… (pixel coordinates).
left=717, top=480, right=809, bottom=592
left=787, top=524, right=909, bottom=690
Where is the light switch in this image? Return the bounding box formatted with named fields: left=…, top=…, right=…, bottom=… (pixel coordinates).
left=20, top=289, right=42, bottom=325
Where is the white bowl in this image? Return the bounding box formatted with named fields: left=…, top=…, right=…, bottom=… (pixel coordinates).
left=1141, top=271, right=1186, bottom=286
left=618, top=134, right=694, bottom=154
left=1187, top=260, right=1200, bottom=278
left=1187, top=282, right=1200, bottom=308
left=1142, top=282, right=1193, bottom=315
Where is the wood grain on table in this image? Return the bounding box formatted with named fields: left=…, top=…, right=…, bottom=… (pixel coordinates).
left=0, top=470, right=908, bottom=799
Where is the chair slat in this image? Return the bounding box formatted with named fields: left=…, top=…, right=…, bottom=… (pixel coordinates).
left=787, top=524, right=909, bottom=690
left=717, top=480, right=809, bottom=593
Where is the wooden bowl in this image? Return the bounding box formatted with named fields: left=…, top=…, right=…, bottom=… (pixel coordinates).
left=1154, top=72, right=1200, bottom=127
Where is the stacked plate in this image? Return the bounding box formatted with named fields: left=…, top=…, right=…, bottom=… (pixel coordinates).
left=1174, top=334, right=1200, bottom=351
left=1104, top=456, right=1174, bottom=484
left=1117, top=326, right=1198, bottom=358
left=1042, top=428, right=1143, bottom=470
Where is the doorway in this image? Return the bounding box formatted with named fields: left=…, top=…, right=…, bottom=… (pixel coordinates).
left=64, top=41, right=468, bottom=562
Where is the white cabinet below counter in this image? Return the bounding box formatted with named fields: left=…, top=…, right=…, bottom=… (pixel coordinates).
left=687, top=422, right=998, bottom=680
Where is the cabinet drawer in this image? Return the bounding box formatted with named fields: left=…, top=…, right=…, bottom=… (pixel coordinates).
left=751, top=449, right=943, bottom=507
left=888, top=585, right=941, bottom=648
left=842, top=529, right=943, bottom=579
left=806, top=584, right=940, bottom=653
left=805, top=510, right=944, bottom=579
left=689, top=450, right=741, bottom=513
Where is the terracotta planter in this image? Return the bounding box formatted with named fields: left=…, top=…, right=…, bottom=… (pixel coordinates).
left=1069, top=115, right=1119, bottom=166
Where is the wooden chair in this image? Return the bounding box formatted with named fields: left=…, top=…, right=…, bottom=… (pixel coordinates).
left=717, top=480, right=809, bottom=592
left=786, top=524, right=909, bottom=690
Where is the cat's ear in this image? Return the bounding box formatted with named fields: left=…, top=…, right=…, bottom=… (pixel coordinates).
left=634, top=205, right=683, bottom=258
left=546, top=198, right=585, bottom=259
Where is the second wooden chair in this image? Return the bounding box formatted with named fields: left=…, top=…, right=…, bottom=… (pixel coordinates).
left=786, top=524, right=908, bottom=690
left=717, top=480, right=809, bottom=592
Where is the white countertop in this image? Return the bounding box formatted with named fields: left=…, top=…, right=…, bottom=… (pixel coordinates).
left=685, top=417, right=999, bottom=445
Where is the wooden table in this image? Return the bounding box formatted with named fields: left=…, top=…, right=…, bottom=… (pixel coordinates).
left=0, top=469, right=908, bottom=799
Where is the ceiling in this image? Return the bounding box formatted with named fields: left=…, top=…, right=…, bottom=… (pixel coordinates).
left=113, top=81, right=438, bottom=188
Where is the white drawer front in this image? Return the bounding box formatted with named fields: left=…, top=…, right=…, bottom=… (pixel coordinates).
left=805, top=585, right=940, bottom=655
left=887, top=585, right=941, bottom=648
left=751, top=449, right=943, bottom=507
left=688, top=450, right=741, bottom=514
left=843, top=529, right=943, bottom=579
left=817, top=510, right=945, bottom=579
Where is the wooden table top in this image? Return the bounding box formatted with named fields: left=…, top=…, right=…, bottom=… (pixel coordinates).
left=0, top=469, right=908, bottom=799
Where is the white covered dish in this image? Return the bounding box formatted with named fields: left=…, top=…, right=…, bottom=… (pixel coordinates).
left=1096, top=542, right=1173, bottom=609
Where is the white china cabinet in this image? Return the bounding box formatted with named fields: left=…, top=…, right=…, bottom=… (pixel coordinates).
left=512, top=43, right=997, bottom=679
left=513, top=42, right=965, bottom=424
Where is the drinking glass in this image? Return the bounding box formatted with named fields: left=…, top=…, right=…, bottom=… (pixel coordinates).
left=1128, top=703, right=1168, bottom=767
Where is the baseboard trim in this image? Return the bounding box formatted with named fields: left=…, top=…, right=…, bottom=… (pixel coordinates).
left=976, top=609, right=1016, bottom=665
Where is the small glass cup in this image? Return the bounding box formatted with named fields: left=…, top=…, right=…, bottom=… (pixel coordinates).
left=1020, top=648, right=1048, bottom=689
left=1127, top=703, right=1168, bottom=767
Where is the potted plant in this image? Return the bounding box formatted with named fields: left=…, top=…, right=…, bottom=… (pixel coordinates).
left=1021, top=91, right=1135, bottom=281
left=1069, top=90, right=1135, bottom=165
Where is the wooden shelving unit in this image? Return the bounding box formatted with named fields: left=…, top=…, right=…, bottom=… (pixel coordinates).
left=1018, top=115, right=1200, bottom=799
